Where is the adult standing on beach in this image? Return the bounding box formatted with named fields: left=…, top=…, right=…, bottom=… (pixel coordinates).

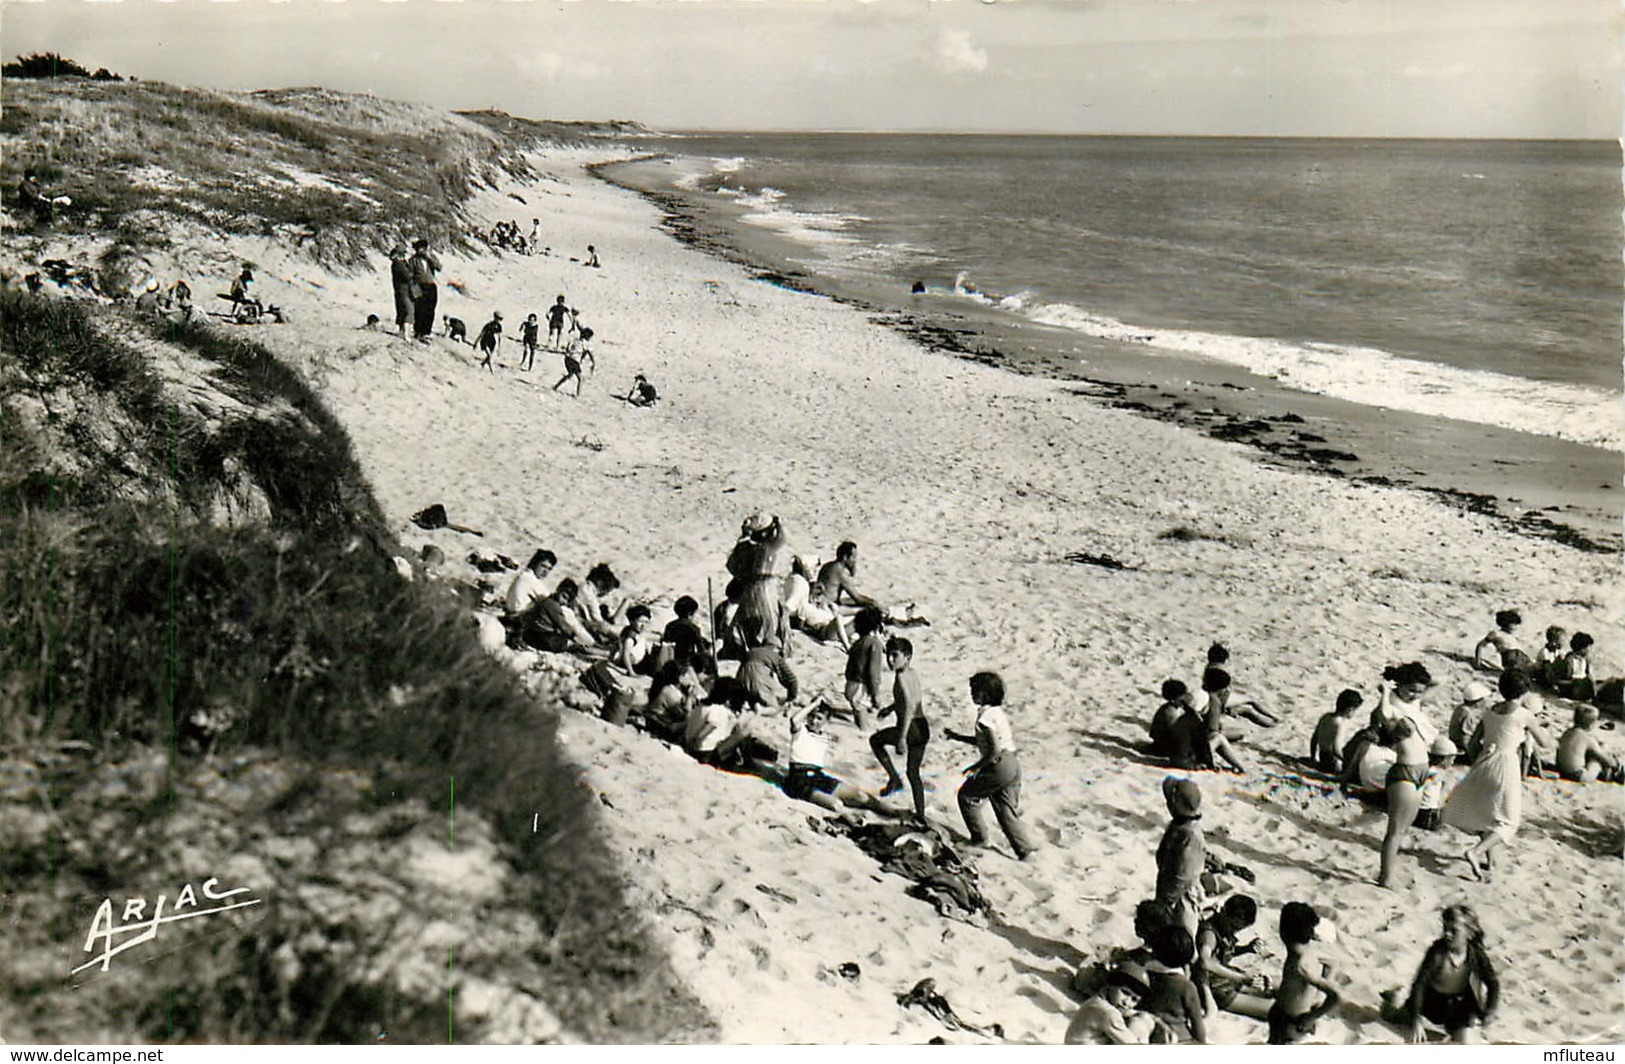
left=1442, top=670, right=1554, bottom=882
left=726, top=513, right=793, bottom=655
left=409, top=238, right=441, bottom=342
left=388, top=244, right=413, bottom=336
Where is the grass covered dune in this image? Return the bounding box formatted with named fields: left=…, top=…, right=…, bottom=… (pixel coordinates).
left=2, top=75, right=1622, bottom=1045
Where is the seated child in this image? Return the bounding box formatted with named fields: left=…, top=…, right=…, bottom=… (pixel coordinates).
left=1556, top=705, right=1624, bottom=783
left=640, top=659, right=704, bottom=744
left=661, top=595, right=713, bottom=675
left=1203, top=644, right=1281, bottom=727
left=1140, top=925, right=1205, bottom=1043
left=1559, top=632, right=1596, bottom=701
left=1536, top=625, right=1569, bottom=689
left=1414, top=736, right=1459, bottom=828
left=1268, top=902, right=1342, bottom=1045
left=1474, top=608, right=1529, bottom=674
left=1447, top=682, right=1494, bottom=765
left=783, top=704, right=895, bottom=815
left=1194, top=895, right=1268, bottom=1018
left=1309, top=689, right=1363, bottom=775
left=1071, top=899, right=1175, bottom=1000
left=1149, top=680, right=1191, bottom=759
left=1064, top=969, right=1161, bottom=1045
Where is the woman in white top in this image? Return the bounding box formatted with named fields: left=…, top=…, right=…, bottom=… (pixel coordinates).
left=944, top=671, right=1039, bottom=860
left=1442, top=670, right=1554, bottom=882
left=505, top=549, right=557, bottom=615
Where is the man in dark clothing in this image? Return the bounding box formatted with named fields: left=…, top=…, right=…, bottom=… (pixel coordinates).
left=389, top=245, right=413, bottom=336
left=409, top=238, right=441, bottom=342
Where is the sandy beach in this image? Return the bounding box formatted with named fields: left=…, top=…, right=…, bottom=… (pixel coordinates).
left=26, top=138, right=1621, bottom=1044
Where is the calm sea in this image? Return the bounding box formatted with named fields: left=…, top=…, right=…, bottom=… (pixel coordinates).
left=634, top=135, right=1622, bottom=452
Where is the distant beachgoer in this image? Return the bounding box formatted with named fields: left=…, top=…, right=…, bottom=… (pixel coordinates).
left=1064, top=969, right=1160, bottom=1045
left=1202, top=644, right=1281, bottom=727
left=529, top=218, right=541, bottom=249
left=228, top=266, right=256, bottom=308
left=1448, top=682, right=1495, bottom=763
left=783, top=703, right=895, bottom=815
left=389, top=245, right=413, bottom=335
left=1197, top=669, right=1248, bottom=773
left=661, top=595, right=713, bottom=674
left=1535, top=626, right=1569, bottom=689
left=585, top=244, right=600, bottom=268
left=1442, top=669, right=1555, bottom=881
left=17, top=169, right=58, bottom=224
left=546, top=294, right=571, bottom=349
left=519, top=313, right=540, bottom=371
left=505, top=549, right=558, bottom=616
left=910, top=280, right=926, bottom=295
left=870, top=636, right=929, bottom=822
left=1141, top=925, right=1205, bottom=1044
left=1473, top=609, right=1526, bottom=674
left=625, top=373, right=659, bottom=407
left=1154, top=776, right=1206, bottom=936
left=1556, top=704, right=1623, bottom=783
left=575, top=562, right=626, bottom=645
left=944, top=670, right=1039, bottom=860
left=1149, top=680, right=1191, bottom=760
left=361, top=314, right=382, bottom=330
left=1268, top=902, right=1342, bottom=1045
left=553, top=326, right=594, bottom=397
left=1377, top=716, right=1430, bottom=888
left=476, top=311, right=503, bottom=371
left=1309, top=689, right=1363, bottom=774
left=409, top=238, right=441, bottom=342
left=1382, top=905, right=1498, bottom=1043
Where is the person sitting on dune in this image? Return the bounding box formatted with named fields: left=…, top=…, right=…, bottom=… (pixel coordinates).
left=661, top=595, right=714, bottom=674
left=783, top=703, right=897, bottom=817
left=1556, top=705, right=1623, bottom=783
left=1194, top=894, right=1270, bottom=1019
left=733, top=619, right=800, bottom=713
left=1309, top=689, right=1363, bottom=775
left=1473, top=608, right=1528, bottom=674
left=782, top=555, right=848, bottom=648
left=575, top=562, right=626, bottom=645
left=1535, top=625, right=1569, bottom=690
left=1197, top=669, right=1249, bottom=773
left=640, top=659, right=705, bottom=745
left=505, top=549, right=558, bottom=617
left=1558, top=631, right=1597, bottom=701
left=817, top=541, right=930, bottom=628
left=519, top=578, right=597, bottom=653
left=1141, top=925, right=1205, bottom=1044
left=581, top=604, right=658, bottom=726
left=1149, top=680, right=1192, bottom=760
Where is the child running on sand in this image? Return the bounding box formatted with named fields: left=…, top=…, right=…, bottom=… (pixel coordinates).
left=1556, top=705, right=1623, bottom=783
left=546, top=294, right=571, bottom=348
left=1382, top=904, right=1499, bottom=1043
left=944, top=671, right=1039, bottom=860
left=475, top=311, right=503, bottom=371
left=1309, top=689, right=1363, bottom=774
left=870, top=636, right=930, bottom=822
left=553, top=326, right=594, bottom=397
left=518, top=313, right=540, bottom=371
left=1268, top=902, right=1343, bottom=1045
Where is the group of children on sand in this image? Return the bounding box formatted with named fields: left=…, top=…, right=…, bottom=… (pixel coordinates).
left=460, top=295, right=595, bottom=393
left=1063, top=768, right=1500, bottom=1044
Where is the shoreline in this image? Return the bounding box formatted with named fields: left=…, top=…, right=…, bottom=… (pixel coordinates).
left=592, top=154, right=1622, bottom=556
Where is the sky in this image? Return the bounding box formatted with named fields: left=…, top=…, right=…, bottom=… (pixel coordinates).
left=0, top=0, right=1618, bottom=137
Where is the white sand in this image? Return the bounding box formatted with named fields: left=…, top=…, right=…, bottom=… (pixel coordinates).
left=49, top=147, right=1625, bottom=1044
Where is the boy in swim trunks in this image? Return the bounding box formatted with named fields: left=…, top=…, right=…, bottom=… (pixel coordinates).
left=869, top=636, right=929, bottom=822
left=843, top=607, right=888, bottom=730
left=1309, top=689, right=1363, bottom=774
left=1268, top=902, right=1342, bottom=1044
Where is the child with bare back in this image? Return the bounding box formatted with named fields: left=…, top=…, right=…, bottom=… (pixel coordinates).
left=784, top=704, right=897, bottom=816
left=843, top=607, right=888, bottom=731
left=1268, top=902, right=1343, bottom=1045
left=870, top=636, right=929, bottom=822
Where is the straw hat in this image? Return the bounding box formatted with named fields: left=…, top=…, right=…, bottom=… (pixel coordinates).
left=1462, top=681, right=1493, bottom=703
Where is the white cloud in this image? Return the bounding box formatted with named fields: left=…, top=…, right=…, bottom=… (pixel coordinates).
left=936, top=29, right=988, bottom=73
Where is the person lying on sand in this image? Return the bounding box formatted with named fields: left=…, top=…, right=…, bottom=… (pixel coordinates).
left=1556, top=704, right=1624, bottom=783
left=1309, top=689, right=1363, bottom=775
left=1268, top=902, right=1342, bottom=1045
left=1064, top=968, right=1162, bottom=1045
left=783, top=704, right=898, bottom=817
left=1381, top=904, right=1498, bottom=1043
left=870, top=636, right=930, bottom=822
left=1203, top=644, right=1281, bottom=727
left=817, top=541, right=929, bottom=628
left=944, top=670, right=1040, bottom=860
left=782, top=556, right=849, bottom=649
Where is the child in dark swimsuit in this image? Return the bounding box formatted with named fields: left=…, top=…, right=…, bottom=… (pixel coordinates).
left=1382, top=905, right=1498, bottom=1043
left=1268, top=902, right=1342, bottom=1044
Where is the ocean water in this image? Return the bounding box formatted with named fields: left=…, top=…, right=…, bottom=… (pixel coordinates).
left=649, top=135, right=1623, bottom=451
